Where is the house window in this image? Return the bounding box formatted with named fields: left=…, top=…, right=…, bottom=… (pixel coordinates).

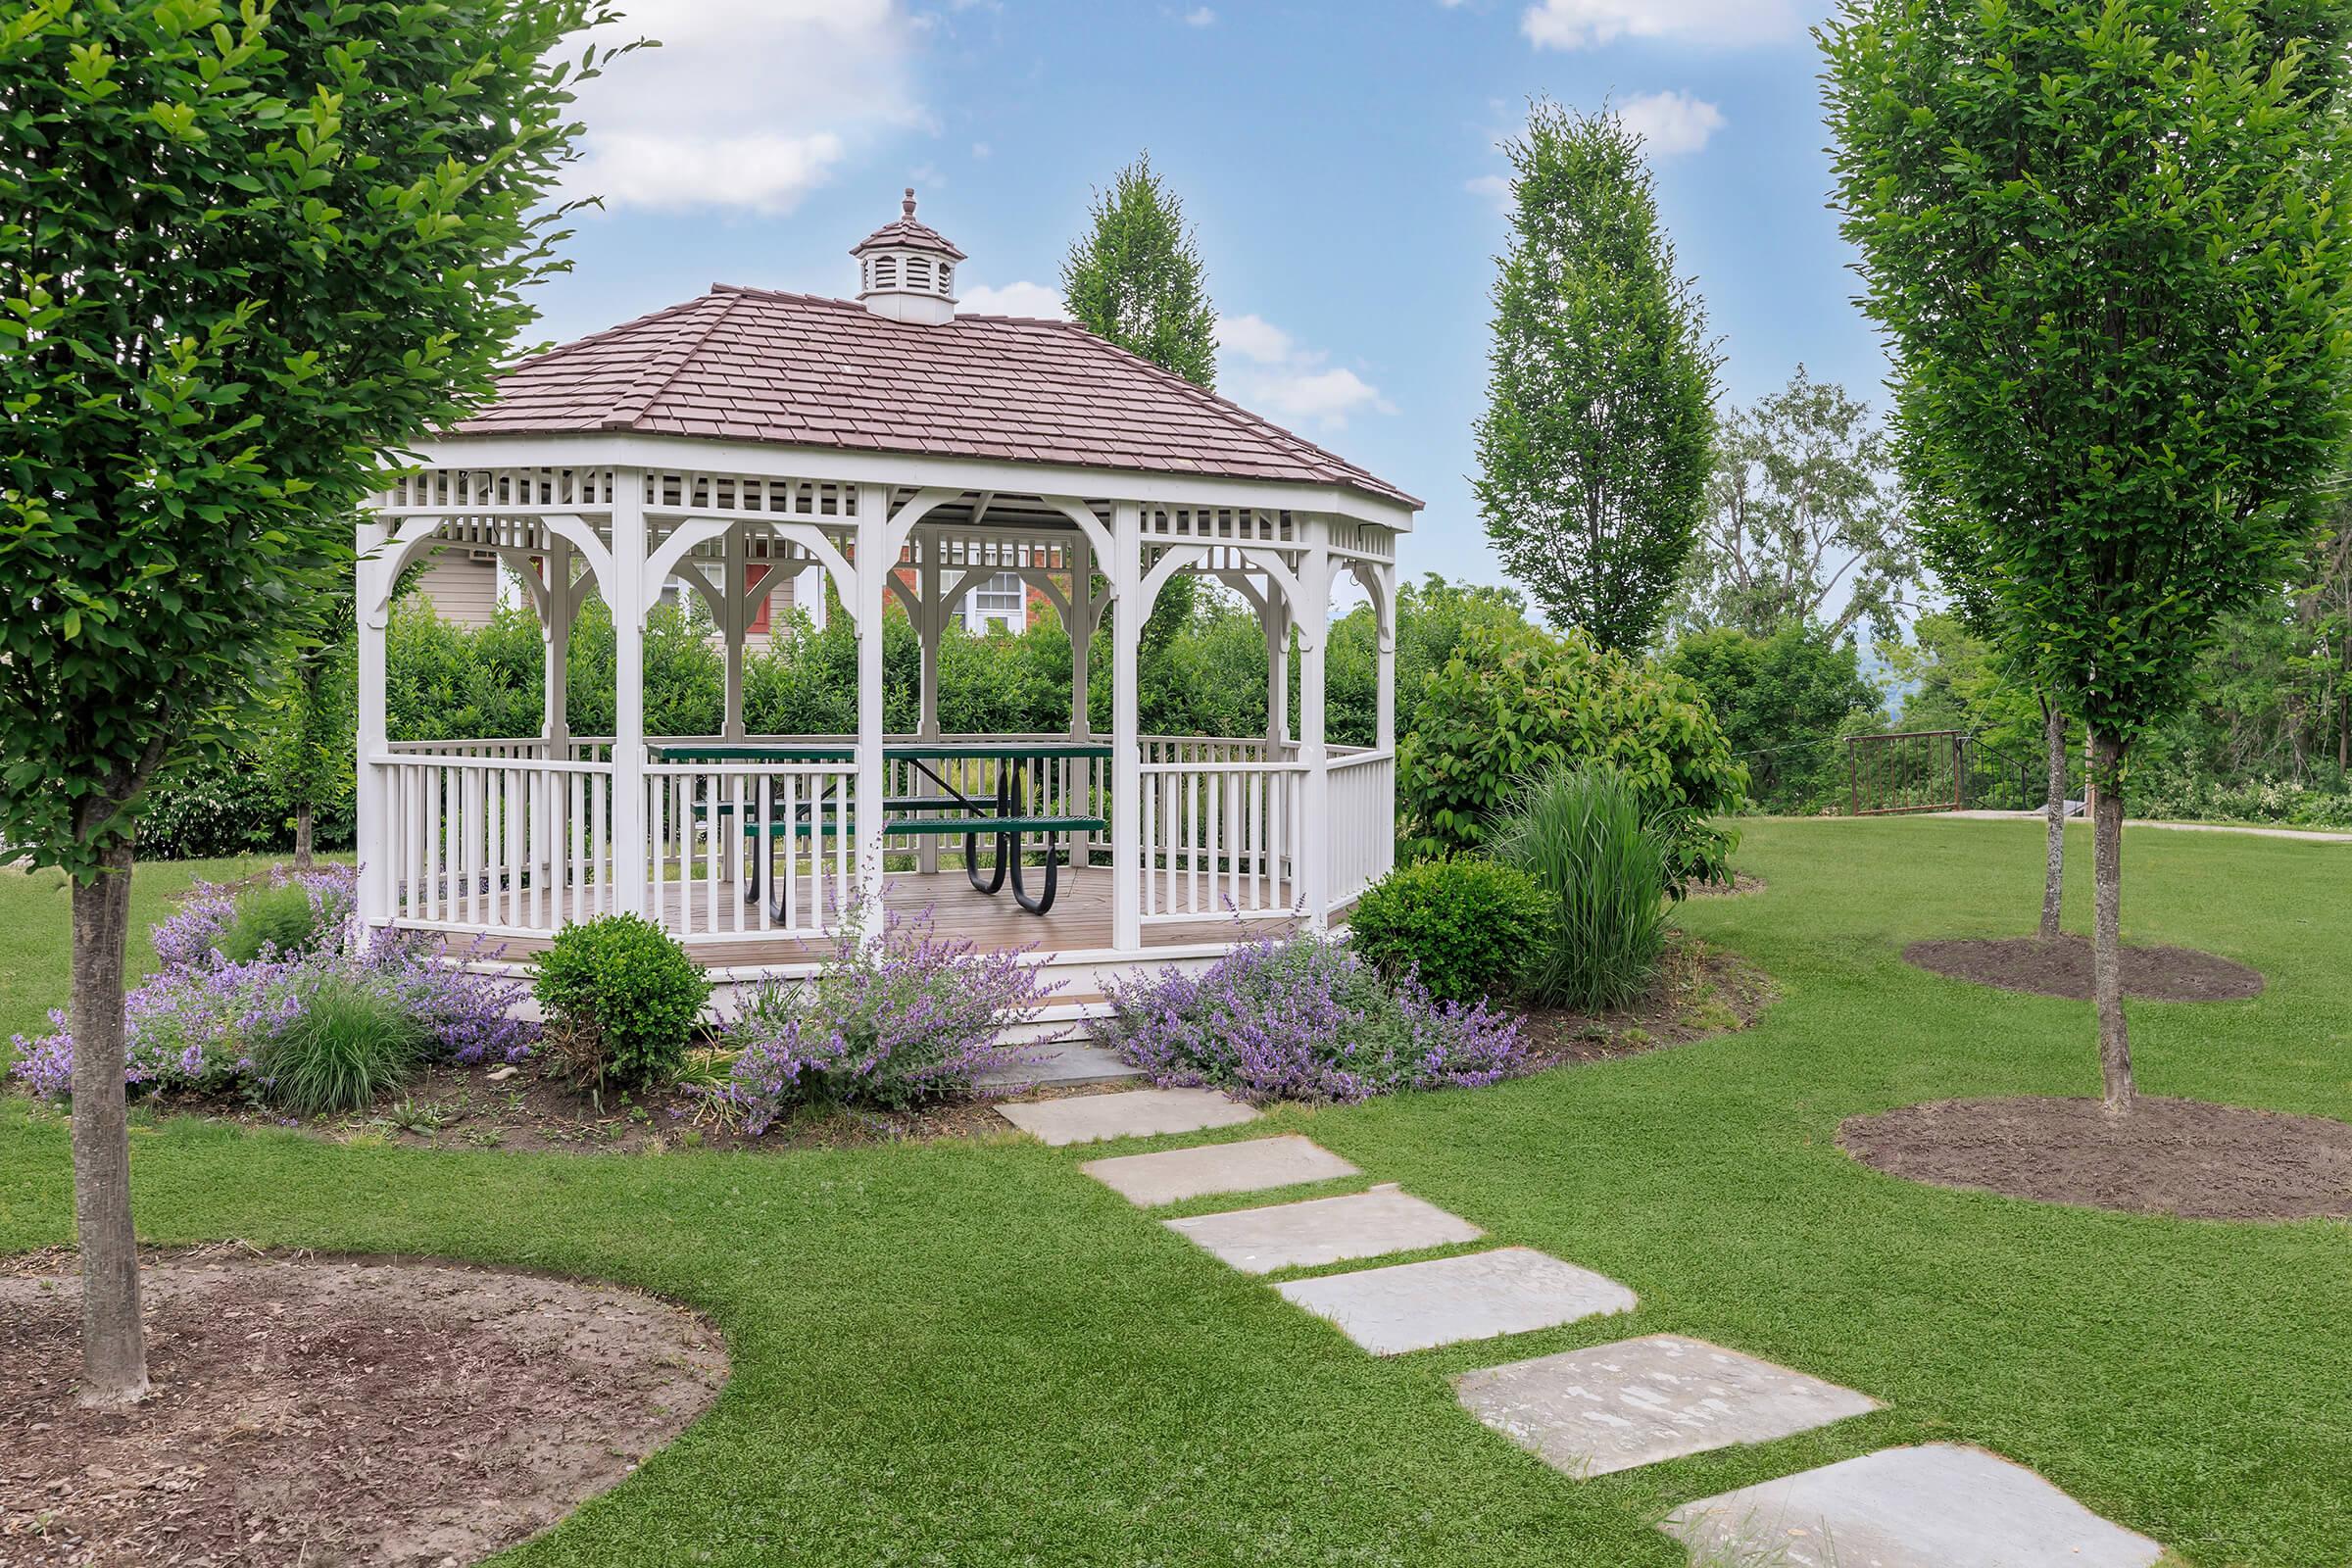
left=964, top=571, right=1025, bottom=633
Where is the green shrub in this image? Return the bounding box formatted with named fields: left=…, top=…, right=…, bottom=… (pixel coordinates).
left=259, top=978, right=427, bottom=1114
left=1494, top=767, right=1671, bottom=1012
left=1398, top=623, right=1745, bottom=888
left=216, top=881, right=330, bottom=963
left=1347, top=858, right=1551, bottom=1005
left=532, top=914, right=711, bottom=1089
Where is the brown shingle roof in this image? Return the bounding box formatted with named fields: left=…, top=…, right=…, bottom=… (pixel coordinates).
left=449, top=285, right=1419, bottom=510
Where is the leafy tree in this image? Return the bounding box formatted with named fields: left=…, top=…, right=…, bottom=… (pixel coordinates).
left=0, top=0, right=618, bottom=1402
left=1824, top=0, right=2352, bottom=1110
left=1475, top=100, right=1719, bottom=650
left=1663, top=624, right=1884, bottom=811
left=1675, top=367, right=1919, bottom=642
left=1061, top=152, right=1217, bottom=389
left=270, top=571, right=357, bottom=866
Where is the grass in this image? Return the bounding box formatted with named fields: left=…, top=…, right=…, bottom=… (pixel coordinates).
left=1, top=820, right=2347, bottom=1565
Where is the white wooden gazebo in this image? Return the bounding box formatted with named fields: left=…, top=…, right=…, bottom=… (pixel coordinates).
left=355, top=192, right=1415, bottom=999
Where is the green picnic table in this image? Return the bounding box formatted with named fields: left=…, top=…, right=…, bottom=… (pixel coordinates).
left=650, top=741, right=1110, bottom=915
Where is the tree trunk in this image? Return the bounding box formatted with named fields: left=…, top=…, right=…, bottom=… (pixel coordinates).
left=70, top=835, right=149, bottom=1406
left=2089, top=727, right=2134, bottom=1115
left=2039, top=698, right=2067, bottom=942
left=293, top=800, right=315, bottom=869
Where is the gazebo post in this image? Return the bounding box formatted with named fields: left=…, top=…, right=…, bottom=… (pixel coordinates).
left=1109, top=501, right=1144, bottom=953
left=916, top=536, right=943, bottom=876
left=1067, top=534, right=1093, bottom=739
left=1297, top=518, right=1333, bottom=929
left=721, top=520, right=749, bottom=742
left=543, top=537, right=573, bottom=756
left=854, top=484, right=892, bottom=932
left=1375, top=565, right=1396, bottom=752
left=610, top=469, right=650, bottom=917
left=1265, top=592, right=1291, bottom=751
left=354, top=515, right=393, bottom=927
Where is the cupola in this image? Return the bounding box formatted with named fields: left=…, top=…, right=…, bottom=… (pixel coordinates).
left=852, top=188, right=966, bottom=325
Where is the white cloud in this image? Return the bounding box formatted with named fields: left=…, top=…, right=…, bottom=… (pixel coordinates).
left=1520, top=0, right=1800, bottom=49
left=1183, top=5, right=1218, bottom=22
left=1216, top=314, right=1394, bottom=430
left=1214, top=313, right=1295, bottom=365
left=959, top=279, right=1068, bottom=318
left=564, top=0, right=924, bottom=216
left=971, top=140, right=992, bottom=159
left=1465, top=172, right=1513, bottom=214
left=1617, top=89, right=1725, bottom=154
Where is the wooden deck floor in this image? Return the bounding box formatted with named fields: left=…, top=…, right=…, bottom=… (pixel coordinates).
left=463, top=866, right=1291, bottom=969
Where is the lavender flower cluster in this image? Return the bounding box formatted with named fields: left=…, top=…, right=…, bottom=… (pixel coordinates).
left=708, top=906, right=1054, bottom=1134
left=10, top=864, right=532, bottom=1104
left=1103, top=932, right=1525, bottom=1104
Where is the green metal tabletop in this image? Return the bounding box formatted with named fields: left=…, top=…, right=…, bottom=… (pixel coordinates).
left=649, top=741, right=1112, bottom=763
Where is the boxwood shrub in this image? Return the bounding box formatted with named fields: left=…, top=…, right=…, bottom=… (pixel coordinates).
left=532, top=914, right=711, bottom=1089
left=1346, top=858, right=1551, bottom=1005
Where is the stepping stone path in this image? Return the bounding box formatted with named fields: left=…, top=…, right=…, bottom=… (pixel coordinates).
left=1275, top=1246, right=1637, bottom=1355
left=1454, top=1335, right=1877, bottom=1479
left=1082, top=1135, right=1359, bottom=1205
left=1023, top=1097, right=2171, bottom=1562
left=975, top=1041, right=1141, bottom=1091
left=1663, top=1444, right=2167, bottom=1568
left=996, top=1087, right=1257, bottom=1147
left=1162, top=1183, right=1482, bottom=1274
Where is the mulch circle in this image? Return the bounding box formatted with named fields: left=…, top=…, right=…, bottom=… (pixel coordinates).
left=1902, top=934, right=2263, bottom=1002
left=1840, top=1096, right=2352, bottom=1220
left=0, top=1246, right=727, bottom=1566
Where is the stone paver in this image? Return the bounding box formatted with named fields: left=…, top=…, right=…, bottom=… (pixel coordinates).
left=1453, top=1334, right=1878, bottom=1478
left=1161, top=1183, right=1482, bottom=1275
left=996, top=1087, right=1258, bottom=1147
left=1663, top=1444, right=2165, bottom=1568
left=973, top=1041, right=1141, bottom=1091
left=1274, top=1247, right=1636, bottom=1354
left=1082, top=1136, right=1359, bottom=1206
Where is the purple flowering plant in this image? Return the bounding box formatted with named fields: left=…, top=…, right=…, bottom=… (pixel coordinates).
left=706, top=905, right=1056, bottom=1134
left=10, top=862, right=533, bottom=1106
left=1103, top=930, right=1524, bottom=1104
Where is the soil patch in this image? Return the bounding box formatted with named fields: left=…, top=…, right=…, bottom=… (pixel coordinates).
left=1682, top=871, right=1767, bottom=899
left=0, top=1246, right=726, bottom=1566
left=1902, top=934, right=2263, bottom=1002
left=1841, top=1097, right=2352, bottom=1220
left=1516, top=935, right=1776, bottom=1070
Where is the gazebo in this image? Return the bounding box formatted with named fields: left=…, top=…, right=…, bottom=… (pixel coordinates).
left=355, top=191, right=1416, bottom=1004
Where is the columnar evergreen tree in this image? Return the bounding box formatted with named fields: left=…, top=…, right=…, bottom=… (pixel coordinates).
left=1061, top=152, right=1218, bottom=390
left=1824, top=0, right=2352, bottom=1110
left=0, top=0, right=621, bottom=1402
left=1475, top=101, right=1719, bottom=651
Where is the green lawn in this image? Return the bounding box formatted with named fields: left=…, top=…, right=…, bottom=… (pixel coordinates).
left=2, top=819, right=2346, bottom=1566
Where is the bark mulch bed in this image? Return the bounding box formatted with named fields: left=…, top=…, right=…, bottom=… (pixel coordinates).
left=1517, top=934, right=1776, bottom=1069
left=1902, top=934, right=2264, bottom=1002
left=1840, top=1096, right=2352, bottom=1220
left=0, top=1246, right=727, bottom=1567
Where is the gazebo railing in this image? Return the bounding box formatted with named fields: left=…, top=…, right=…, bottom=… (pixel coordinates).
left=1139, top=755, right=1306, bottom=924
left=646, top=759, right=854, bottom=941
left=374, top=751, right=615, bottom=937
left=1325, top=748, right=1396, bottom=914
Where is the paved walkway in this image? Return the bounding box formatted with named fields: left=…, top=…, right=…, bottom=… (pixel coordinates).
left=995, top=1081, right=2167, bottom=1566
left=1941, top=808, right=2352, bottom=844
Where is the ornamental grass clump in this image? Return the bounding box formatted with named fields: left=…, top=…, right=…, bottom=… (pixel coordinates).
left=707, top=907, right=1054, bottom=1133
left=1103, top=932, right=1523, bottom=1104
left=258, top=977, right=428, bottom=1115
left=1493, top=766, right=1670, bottom=1012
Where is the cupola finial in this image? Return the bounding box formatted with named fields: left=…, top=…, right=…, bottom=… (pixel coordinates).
left=903, top=187, right=918, bottom=219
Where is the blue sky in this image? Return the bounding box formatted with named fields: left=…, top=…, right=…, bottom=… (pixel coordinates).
left=534, top=0, right=1888, bottom=590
